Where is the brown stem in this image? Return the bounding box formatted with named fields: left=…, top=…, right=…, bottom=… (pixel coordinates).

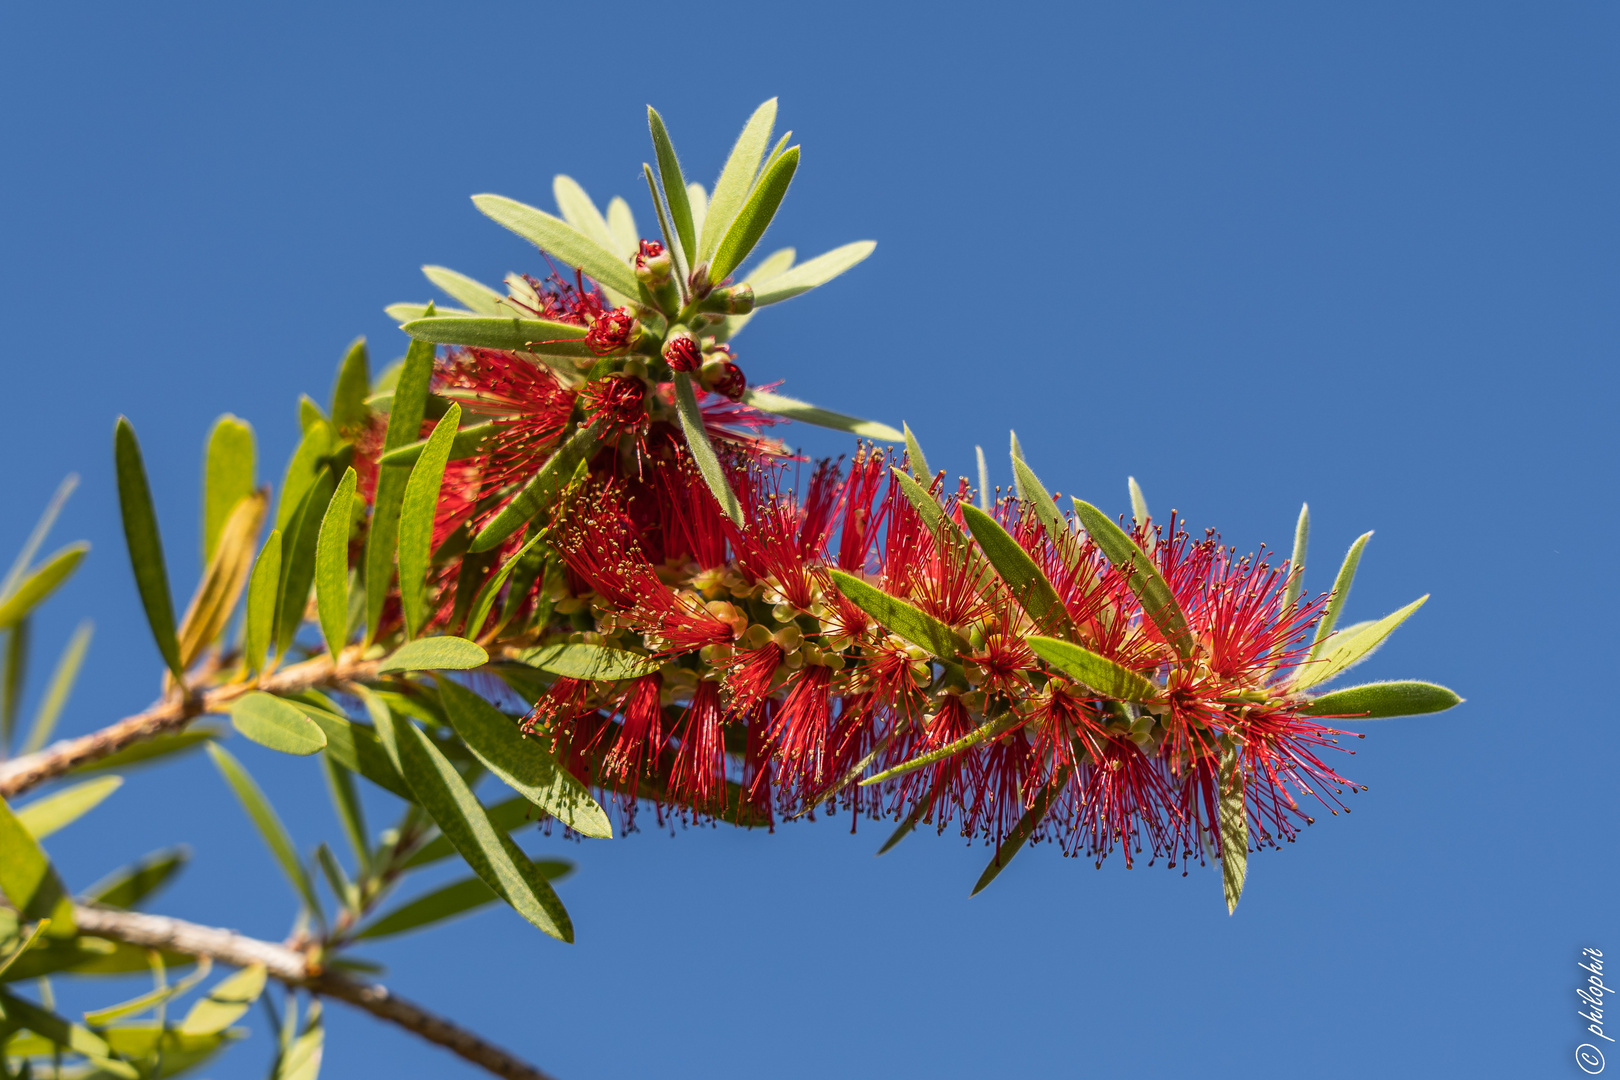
left=0, top=654, right=381, bottom=800
left=71, top=904, right=559, bottom=1080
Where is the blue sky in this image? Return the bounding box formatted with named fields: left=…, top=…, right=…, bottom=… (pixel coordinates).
left=1, top=4, right=1616, bottom=1077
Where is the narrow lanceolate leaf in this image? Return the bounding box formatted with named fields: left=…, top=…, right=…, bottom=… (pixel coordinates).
left=828, top=570, right=968, bottom=661
left=1283, top=502, right=1310, bottom=615
left=438, top=677, right=612, bottom=838
left=741, top=389, right=903, bottom=442
left=699, top=97, right=777, bottom=265
left=903, top=422, right=931, bottom=484
left=376, top=636, right=488, bottom=673
left=83, top=846, right=188, bottom=909
left=399, top=795, right=542, bottom=870
left=314, top=468, right=358, bottom=660
left=2, top=473, right=77, bottom=600
left=1292, top=596, right=1429, bottom=691
left=0, top=621, right=22, bottom=749
left=72, top=727, right=218, bottom=774
left=750, top=241, right=876, bottom=306
left=1011, top=456, right=1072, bottom=562
left=890, top=469, right=994, bottom=594
left=1309, top=531, right=1373, bottom=663
left=471, top=193, right=641, bottom=298
left=862, top=712, right=1023, bottom=786
left=0, top=990, right=112, bottom=1061
left=276, top=418, right=333, bottom=532
left=83, top=955, right=214, bottom=1025
left=384, top=301, right=476, bottom=323
left=375, top=707, right=573, bottom=942
left=357, top=877, right=512, bottom=940
left=960, top=505, right=1075, bottom=637
left=1301, top=680, right=1462, bottom=720
left=422, top=265, right=505, bottom=315
left=1128, top=476, right=1151, bottom=527
left=379, top=421, right=495, bottom=468
left=0, top=918, right=54, bottom=981
left=206, top=744, right=324, bottom=925
left=517, top=642, right=659, bottom=681
left=114, top=418, right=184, bottom=684
left=674, top=374, right=743, bottom=526
left=399, top=406, right=461, bottom=637
left=202, top=415, right=255, bottom=564
left=0, top=795, right=74, bottom=934
left=0, top=544, right=88, bottom=630
left=644, top=163, right=687, bottom=281
left=278, top=1003, right=324, bottom=1080
left=300, top=704, right=410, bottom=801
left=709, top=145, right=799, bottom=285
left=646, top=107, right=696, bottom=266
left=1220, top=746, right=1248, bottom=915
left=463, top=529, right=546, bottom=639
left=471, top=420, right=601, bottom=553
left=21, top=618, right=92, bottom=754
left=401, top=316, right=593, bottom=357
left=972, top=764, right=1072, bottom=896
left=1072, top=498, right=1194, bottom=659
left=606, top=196, right=638, bottom=258
left=180, top=963, right=267, bottom=1035
left=230, top=692, right=327, bottom=755
left=552, top=175, right=617, bottom=254
left=277, top=469, right=336, bottom=657
left=15, top=776, right=121, bottom=840
left=244, top=530, right=281, bottom=676
left=321, top=756, right=369, bottom=876
left=177, top=490, right=266, bottom=669
left=976, top=446, right=990, bottom=510
left=744, top=247, right=796, bottom=284
left=329, top=337, right=370, bottom=433
left=365, top=330, right=435, bottom=645
left=1026, top=636, right=1160, bottom=701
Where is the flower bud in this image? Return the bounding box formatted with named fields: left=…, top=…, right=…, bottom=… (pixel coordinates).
left=633, top=240, right=671, bottom=285
left=585, top=307, right=638, bottom=356
left=662, top=332, right=701, bottom=372
left=771, top=624, right=803, bottom=652
left=740, top=623, right=773, bottom=651
left=700, top=359, right=747, bottom=402
left=718, top=283, right=754, bottom=314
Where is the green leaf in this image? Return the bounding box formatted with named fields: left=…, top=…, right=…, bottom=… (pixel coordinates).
left=1025, top=636, right=1160, bottom=701
left=355, top=876, right=500, bottom=940
left=470, top=420, right=602, bottom=553
left=373, top=705, right=573, bottom=942
left=674, top=374, right=743, bottom=525
left=0, top=795, right=74, bottom=934
left=365, top=330, right=436, bottom=646
left=743, top=247, right=796, bottom=284
left=827, top=570, right=968, bottom=661
left=82, top=847, right=188, bottom=909
left=385, top=301, right=475, bottom=323
left=740, top=389, right=903, bottom=441
left=21, top=618, right=92, bottom=754
left=378, top=421, right=496, bottom=469
left=698, top=98, right=777, bottom=266
left=300, top=706, right=411, bottom=801
left=179, top=963, right=266, bottom=1035
left=643, top=163, right=686, bottom=281
left=398, top=795, right=539, bottom=870
left=1301, top=680, right=1462, bottom=720
left=1283, top=502, right=1310, bottom=615
left=959, top=504, right=1074, bottom=637
left=462, top=529, right=546, bottom=639
left=206, top=743, right=324, bottom=925
left=1010, top=454, right=1073, bottom=563
left=277, top=469, right=336, bottom=657
left=1, top=934, right=191, bottom=982
left=230, top=692, right=328, bottom=756
left=1071, top=498, right=1194, bottom=658
left=315, top=842, right=356, bottom=913
left=902, top=422, right=931, bottom=484
left=377, top=636, right=488, bottom=673
left=751, top=240, right=876, bottom=306
left=1128, top=476, right=1151, bottom=527
left=646, top=107, right=697, bottom=267
left=314, top=467, right=358, bottom=660
left=275, top=1004, right=323, bottom=1080
left=471, top=193, right=641, bottom=298
left=14, top=776, right=121, bottom=840
left=1292, top=596, right=1429, bottom=690
left=300, top=395, right=328, bottom=432
left=1308, top=531, right=1373, bottom=663
left=0, top=918, right=54, bottom=981
left=275, top=418, right=334, bottom=533
left=202, top=415, right=256, bottom=565
left=1, top=474, right=77, bottom=601
left=0, top=545, right=88, bottom=632
left=1220, top=745, right=1247, bottom=915
left=437, top=677, right=612, bottom=838
left=83, top=955, right=214, bottom=1026
left=400, top=316, right=594, bottom=357
left=605, top=196, right=639, bottom=258
left=552, top=176, right=618, bottom=256
left=329, top=337, right=370, bottom=434
left=72, top=728, right=218, bottom=775
left=1, top=621, right=25, bottom=752
left=971, top=764, right=1072, bottom=895
left=862, top=712, right=1023, bottom=786
left=0, top=989, right=114, bottom=1062
left=243, top=530, right=282, bottom=676
left=709, top=145, right=798, bottom=285
left=321, top=756, right=369, bottom=877
left=516, top=643, right=658, bottom=681
left=422, top=265, right=505, bottom=315
left=687, top=182, right=708, bottom=250
left=398, top=405, right=461, bottom=637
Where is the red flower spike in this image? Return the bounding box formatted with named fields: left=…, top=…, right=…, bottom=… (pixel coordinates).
left=668, top=680, right=728, bottom=810
left=722, top=643, right=784, bottom=719
left=835, top=445, right=891, bottom=572
left=585, top=306, right=638, bottom=356
left=764, top=664, right=834, bottom=799
left=603, top=674, right=667, bottom=791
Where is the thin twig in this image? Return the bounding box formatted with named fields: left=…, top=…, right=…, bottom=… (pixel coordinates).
left=0, top=654, right=381, bottom=799
left=71, top=904, right=558, bottom=1080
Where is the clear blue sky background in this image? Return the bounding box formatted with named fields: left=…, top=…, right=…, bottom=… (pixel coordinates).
left=1, top=4, right=1615, bottom=1078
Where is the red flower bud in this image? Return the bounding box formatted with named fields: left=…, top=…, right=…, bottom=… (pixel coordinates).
left=663, top=333, right=701, bottom=372
left=586, top=307, right=638, bottom=356
left=700, top=358, right=747, bottom=402
left=633, top=240, right=671, bottom=285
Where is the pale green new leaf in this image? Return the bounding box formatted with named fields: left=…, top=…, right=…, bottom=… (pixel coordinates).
left=674, top=374, right=743, bottom=525
left=1072, top=498, right=1194, bottom=658
left=422, top=265, right=505, bottom=315
left=827, top=570, right=967, bottom=661
left=687, top=182, right=707, bottom=247
left=976, top=446, right=989, bottom=510
left=606, top=196, right=638, bottom=258
left=376, top=636, right=488, bottom=673
left=206, top=744, right=324, bottom=925
left=751, top=241, right=876, bottom=306
left=385, top=301, right=477, bottom=322
left=275, top=418, right=333, bottom=533
left=1292, top=596, right=1429, bottom=690
left=741, top=389, right=903, bottom=441
left=83, top=955, right=213, bottom=1026
left=552, top=176, right=617, bottom=254
left=646, top=107, right=696, bottom=266
left=1026, top=636, right=1160, bottom=701
left=243, top=530, right=281, bottom=676
left=179, top=963, right=266, bottom=1035
left=314, top=467, right=358, bottom=660
left=699, top=98, right=777, bottom=265
left=709, top=146, right=799, bottom=285
left=1220, top=745, right=1247, bottom=915
left=1300, top=680, right=1462, bottom=720
left=0, top=545, right=88, bottom=631
left=1309, top=531, right=1373, bottom=663
left=202, top=415, right=255, bottom=565
left=230, top=692, right=327, bottom=756
left=1283, top=502, right=1310, bottom=615
left=471, top=193, right=640, bottom=298
left=903, top=422, right=931, bottom=484
left=15, top=776, right=121, bottom=840
left=401, top=315, right=593, bottom=357
left=399, top=405, right=461, bottom=637
left=21, top=618, right=92, bottom=754
left=0, top=794, right=74, bottom=934
left=437, top=677, right=611, bottom=838
left=517, top=643, right=659, bottom=681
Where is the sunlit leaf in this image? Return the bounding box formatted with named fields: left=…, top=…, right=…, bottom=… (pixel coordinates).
left=275, top=417, right=334, bottom=533
left=321, top=756, right=369, bottom=877
left=206, top=744, right=324, bottom=925
left=300, top=705, right=410, bottom=801
left=0, top=988, right=115, bottom=1063
left=674, top=374, right=743, bottom=525
left=20, top=618, right=92, bottom=754
left=398, top=406, right=460, bottom=637
left=1292, top=596, right=1430, bottom=691
left=861, top=712, right=1022, bottom=786
left=421, top=265, right=504, bottom=316
left=1308, top=531, right=1373, bottom=664
left=1300, top=680, right=1462, bottom=720
left=83, top=955, right=213, bottom=1026
left=314, top=467, right=358, bottom=659
left=1220, top=744, right=1247, bottom=915
left=471, top=193, right=641, bottom=298
left=81, top=846, right=188, bottom=910
left=740, top=389, right=903, bottom=441
left=1283, top=502, right=1310, bottom=615
left=605, top=196, right=638, bottom=258
left=177, top=489, right=266, bottom=669
left=365, top=329, right=436, bottom=645
left=1010, top=454, right=1072, bottom=563
left=329, top=337, right=370, bottom=434
left=0, top=544, right=89, bottom=633
left=1026, top=636, right=1160, bottom=701
left=244, top=530, right=281, bottom=676
left=687, top=182, right=708, bottom=252
left=230, top=692, right=327, bottom=756
left=959, top=504, right=1074, bottom=637
left=400, top=315, right=594, bottom=357
left=552, top=175, right=618, bottom=255
left=1, top=621, right=25, bottom=753
left=462, top=529, right=546, bottom=640
left=376, top=636, right=488, bottom=673
left=971, top=764, right=1072, bottom=895
left=276, top=468, right=335, bottom=657
left=698, top=98, right=777, bottom=266
left=751, top=240, right=876, bottom=306
left=827, top=570, right=967, bottom=661
left=902, top=422, right=931, bottom=485
left=646, top=107, right=697, bottom=267
left=1071, top=498, right=1194, bottom=658
left=173, top=962, right=266, bottom=1036
left=709, top=145, right=798, bottom=285
left=516, top=643, right=658, bottom=682
left=0, top=795, right=73, bottom=934
left=15, top=776, right=121, bottom=840
left=378, top=420, right=495, bottom=469
left=1, top=474, right=77, bottom=601
left=202, top=415, right=255, bottom=565
left=399, top=795, right=540, bottom=870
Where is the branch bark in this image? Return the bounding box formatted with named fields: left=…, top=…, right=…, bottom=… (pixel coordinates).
left=71, top=904, right=559, bottom=1080
left=0, top=653, right=380, bottom=799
